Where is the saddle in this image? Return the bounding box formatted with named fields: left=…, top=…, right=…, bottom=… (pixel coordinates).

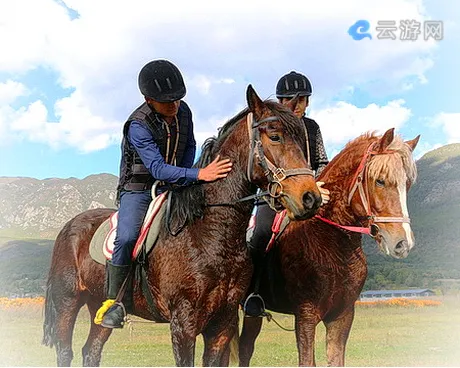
left=89, top=185, right=169, bottom=265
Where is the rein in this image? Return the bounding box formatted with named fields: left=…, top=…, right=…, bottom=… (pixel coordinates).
left=166, top=112, right=315, bottom=236
left=206, top=112, right=314, bottom=209
left=315, top=141, right=411, bottom=238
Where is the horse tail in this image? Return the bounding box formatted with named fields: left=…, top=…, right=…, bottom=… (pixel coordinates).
left=229, top=330, right=240, bottom=365
left=42, top=278, right=57, bottom=347
left=229, top=308, right=243, bottom=365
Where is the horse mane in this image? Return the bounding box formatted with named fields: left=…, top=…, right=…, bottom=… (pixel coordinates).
left=165, top=100, right=307, bottom=232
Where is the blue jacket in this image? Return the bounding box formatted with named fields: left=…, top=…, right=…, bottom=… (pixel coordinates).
left=127, top=120, right=199, bottom=185
left=116, top=101, right=200, bottom=200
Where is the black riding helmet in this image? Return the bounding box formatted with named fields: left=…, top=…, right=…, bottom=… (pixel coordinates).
left=138, top=60, right=186, bottom=102
left=276, top=71, right=312, bottom=98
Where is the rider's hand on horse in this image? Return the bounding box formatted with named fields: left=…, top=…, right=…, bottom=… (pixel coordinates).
left=198, top=154, right=233, bottom=182
left=316, top=181, right=330, bottom=205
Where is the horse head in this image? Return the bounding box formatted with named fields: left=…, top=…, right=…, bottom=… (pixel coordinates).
left=244, top=85, right=322, bottom=220
left=348, top=128, right=420, bottom=258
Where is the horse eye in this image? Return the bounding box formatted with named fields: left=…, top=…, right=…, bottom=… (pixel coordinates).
left=269, top=135, right=281, bottom=142
left=376, top=179, right=385, bottom=187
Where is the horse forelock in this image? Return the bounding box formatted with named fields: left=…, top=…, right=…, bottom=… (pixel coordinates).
left=264, top=100, right=307, bottom=148
left=367, top=135, right=417, bottom=186
left=325, top=131, right=417, bottom=186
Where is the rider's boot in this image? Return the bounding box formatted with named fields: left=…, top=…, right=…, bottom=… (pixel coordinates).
left=94, top=261, right=131, bottom=328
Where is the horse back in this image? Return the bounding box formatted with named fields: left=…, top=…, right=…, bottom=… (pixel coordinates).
left=47, top=208, right=115, bottom=294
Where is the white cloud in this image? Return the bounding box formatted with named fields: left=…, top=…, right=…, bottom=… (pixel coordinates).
left=8, top=92, right=121, bottom=153
left=432, top=112, right=460, bottom=144
left=313, top=99, right=412, bottom=146
left=0, top=80, right=29, bottom=140
left=185, top=76, right=236, bottom=96
left=0, top=80, right=29, bottom=104
left=0, top=0, right=440, bottom=152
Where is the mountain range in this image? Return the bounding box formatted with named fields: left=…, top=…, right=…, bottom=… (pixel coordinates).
left=0, top=144, right=459, bottom=296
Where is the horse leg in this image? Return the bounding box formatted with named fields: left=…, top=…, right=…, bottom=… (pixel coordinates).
left=170, top=303, right=198, bottom=367
left=295, top=304, right=321, bottom=367
left=239, top=316, right=263, bottom=366
left=81, top=301, right=114, bottom=367
left=323, top=307, right=355, bottom=367
left=54, top=296, right=83, bottom=366
left=42, top=271, right=84, bottom=367
left=202, top=308, right=239, bottom=367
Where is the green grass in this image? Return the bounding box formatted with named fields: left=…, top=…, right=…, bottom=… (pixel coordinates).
left=0, top=298, right=459, bottom=366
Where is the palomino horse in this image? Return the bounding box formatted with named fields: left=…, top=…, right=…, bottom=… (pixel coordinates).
left=238, top=128, right=420, bottom=366
left=42, top=85, right=322, bottom=367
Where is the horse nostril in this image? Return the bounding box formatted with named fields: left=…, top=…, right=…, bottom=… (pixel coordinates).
left=302, top=192, right=315, bottom=210
left=395, top=240, right=407, bottom=253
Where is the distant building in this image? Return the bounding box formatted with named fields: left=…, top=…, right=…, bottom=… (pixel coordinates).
left=359, top=289, right=436, bottom=300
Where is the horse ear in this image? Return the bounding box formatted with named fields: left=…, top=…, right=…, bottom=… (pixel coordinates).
left=405, top=135, right=421, bottom=152
left=246, top=84, right=264, bottom=117
left=285, top=93, right=301, bottom=112
left=377, top=128, right=395, bottom=152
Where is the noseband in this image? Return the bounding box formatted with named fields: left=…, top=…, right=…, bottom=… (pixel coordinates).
left=316, top=141, right=411, bottom=238
left=246, top=112, right=314, bottom=210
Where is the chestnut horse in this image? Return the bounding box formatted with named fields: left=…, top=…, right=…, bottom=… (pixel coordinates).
left=238, top=128, right=420, bottom=366
left=42, top=85, right=322, bottom=367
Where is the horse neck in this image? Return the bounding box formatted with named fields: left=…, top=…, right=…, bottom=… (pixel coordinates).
left=201, top=118, right=256, bottom=240
left=317, top=138, right=376, bottom=227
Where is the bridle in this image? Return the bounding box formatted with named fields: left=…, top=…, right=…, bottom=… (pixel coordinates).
left=166, top=111, right=315, bottom=236
left=316, top=141, right=411, bottom=238
left=246, top=112, right=314, bottom=210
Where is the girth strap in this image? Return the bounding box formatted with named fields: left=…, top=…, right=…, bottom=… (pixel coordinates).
left=134, top=244, right=167, bottom=322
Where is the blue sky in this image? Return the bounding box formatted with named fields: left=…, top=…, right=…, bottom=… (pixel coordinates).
left=0, top=0, right=458, bottom=179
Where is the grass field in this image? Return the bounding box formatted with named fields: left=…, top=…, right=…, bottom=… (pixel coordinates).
left=0, top=297, right=459, bottom=367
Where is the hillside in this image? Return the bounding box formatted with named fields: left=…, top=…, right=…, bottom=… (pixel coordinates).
left=0, top=144, right=459, bottom=296
left=363, top=143, right=460, bottom=293
left=0, top=239, right=54, bottom=297
left=0, top=174, right=118, bottom=239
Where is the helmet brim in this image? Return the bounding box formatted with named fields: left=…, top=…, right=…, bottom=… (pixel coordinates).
left=145, top=88, right=186, bottom=103
left=276, top=92, right=311, bottom=99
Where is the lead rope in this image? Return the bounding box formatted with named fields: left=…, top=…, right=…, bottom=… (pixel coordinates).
left=257, top=311, right=296, bottom=332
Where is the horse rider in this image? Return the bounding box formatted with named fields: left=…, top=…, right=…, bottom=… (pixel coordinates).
left=94, top=59, right=233, bottom=329
left=244, top=71, right=330, bottom=317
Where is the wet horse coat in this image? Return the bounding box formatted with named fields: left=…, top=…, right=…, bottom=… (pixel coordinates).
left=238, top=128, right=420, bottom=366
left=42, top=86, right=322, bottom=367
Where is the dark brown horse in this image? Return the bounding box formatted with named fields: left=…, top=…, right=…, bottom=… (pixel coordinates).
left=42, top=85, right=323, bottom=367
left=238, top=128, right=420, bottom=366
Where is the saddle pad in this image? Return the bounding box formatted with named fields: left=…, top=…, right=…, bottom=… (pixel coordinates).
left=89, top=191, right=168, bottom=265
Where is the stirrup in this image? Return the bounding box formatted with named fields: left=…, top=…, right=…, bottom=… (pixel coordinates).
left=243, top=292, right=266, bottom=318
left=101, top=301, right=127, bottom=329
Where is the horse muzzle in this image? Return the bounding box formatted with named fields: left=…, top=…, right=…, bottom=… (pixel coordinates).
left=282, top=190, right=321, bottom=220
